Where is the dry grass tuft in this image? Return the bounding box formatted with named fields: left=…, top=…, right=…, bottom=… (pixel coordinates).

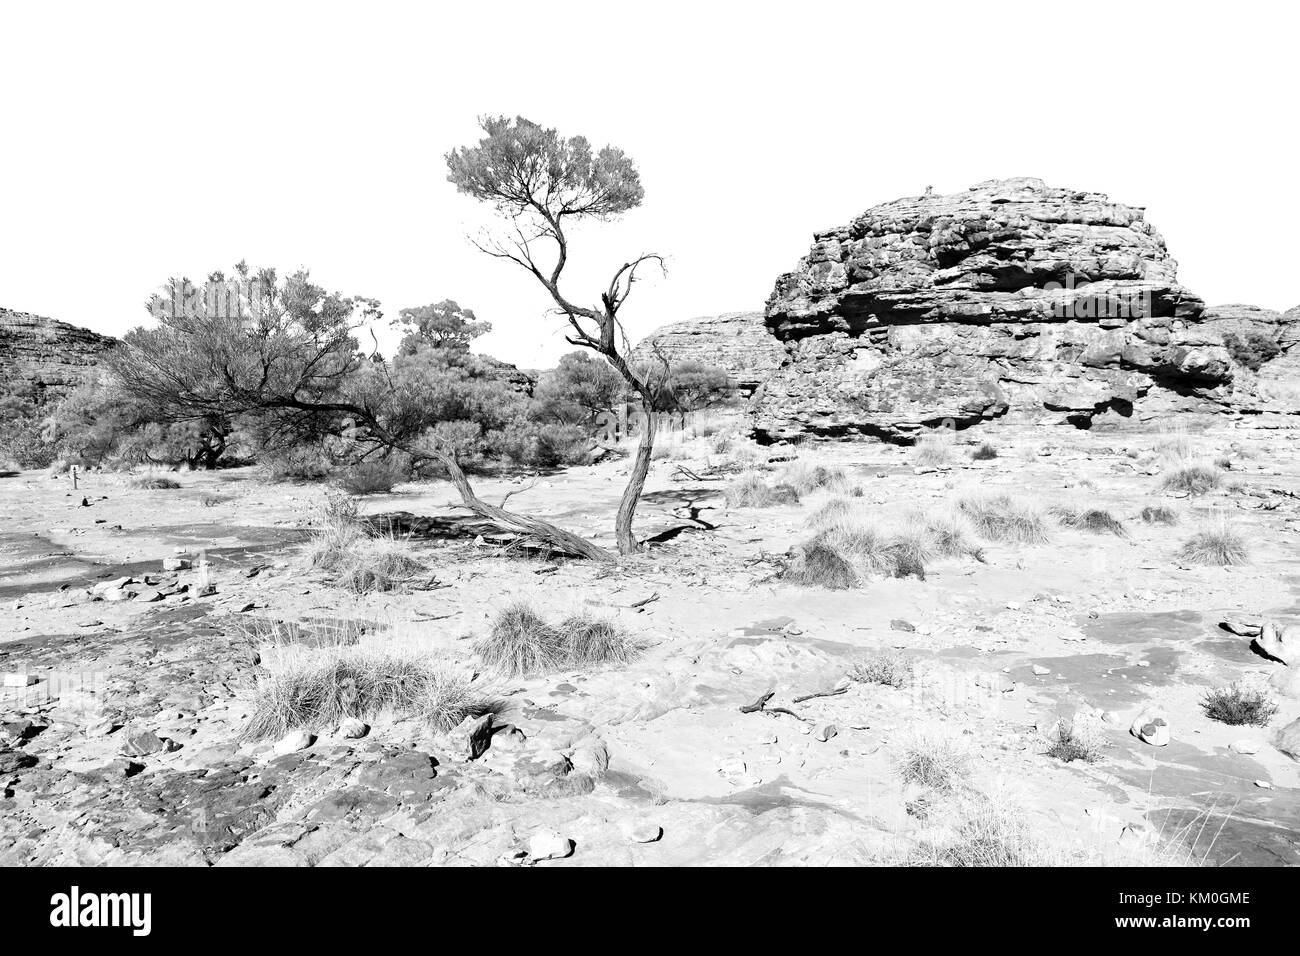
left=1140, top=505, right=1179, bottom=525
left=724, top=471, right=800, bottom=507
left=1177, top=522, right=1249, bottom=566
left=245, top=631, right=499, bottom=740
left=897, top=730, right=970, bottom=792
left=1053, top=505, right=1127, bottom=536
left=475, top=602, right=641, bottom=677
left=776, top=460, right=848, bottom=495
left=912, top=431, right=954, bottom=468
left=970, top=443, right=999, bottom=461
left=303, top=492, right=424, bottom=593
left=781, top=534, right=858, bottom=589
left=957, top=494, right=1050, bottom=544
left=131, top=476, right=181, bottom=490
left=1161, top=462, right=1223, bottom=495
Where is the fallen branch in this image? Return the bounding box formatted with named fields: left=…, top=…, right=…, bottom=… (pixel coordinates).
left=791, top=687, right=849, bottom=704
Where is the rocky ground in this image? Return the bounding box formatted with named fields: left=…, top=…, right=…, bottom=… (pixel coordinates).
left=2, top=419, right=1299, bottom=867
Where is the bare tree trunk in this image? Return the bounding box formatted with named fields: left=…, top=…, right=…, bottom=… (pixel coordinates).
left=614, top=399, right=656, bottom=555
left=436, top=450, right=615, bottom=563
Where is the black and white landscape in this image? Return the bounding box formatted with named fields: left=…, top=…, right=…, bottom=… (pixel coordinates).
left=1, top=2, right=1298, bottom=878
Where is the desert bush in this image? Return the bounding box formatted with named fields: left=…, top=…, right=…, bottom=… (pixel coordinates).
left=263, top=444, right=333, bottom=481
left=1052, top=505, right=1126, bottom=536
left=336, top=458, right=404, bottom=495
left=476, top=602, right=641, bottom=677
left=489, top=421, right=591, bottom=468
left=1160, top=462, right=1222, bottom=495
left=199, top=492, right=230, bottom=508
left=245, top=636, right=498, bottom=739
left=850, top=651, right=915, bottom=688
left=131, top=475, right=181, bottom=490
left=1177, top=522, right=1248, bottom=566
left=957, top=494, right=1049, bottom=544
left=1223, top=330, right=1282, bottom=372
left=1201, top=684, right=1278, bottom=726
left=971, top=443, right=998, bottom=461
left=1044, top=718, right=1105, bottom=763
left=725, top=472, right=799, bottom=507
left=1140, top=505, right=1178, bottom=525
left=897, top=730, right=969, bottom=792
left=912, top=431, right=954, bottom=468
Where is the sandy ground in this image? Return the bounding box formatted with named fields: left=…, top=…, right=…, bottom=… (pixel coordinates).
left=1, top=420, right=1298, bottom=866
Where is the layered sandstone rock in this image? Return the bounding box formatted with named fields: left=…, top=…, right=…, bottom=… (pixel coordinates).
left=631, top=312, right=784, bottom=394
left=753, top=178, right=1297, bottom=440
left=0, top=308, right=116, bottom=401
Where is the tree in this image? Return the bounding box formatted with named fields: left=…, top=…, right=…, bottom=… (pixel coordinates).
left=397, top=299, right=491, bottom=354
left=447, top=115, right=667, bottom=555
left=112, top=262, right=610, bottom=560
left=533, top=351, right=627, bottom=426
left=652, top=361, right=734, bottom=423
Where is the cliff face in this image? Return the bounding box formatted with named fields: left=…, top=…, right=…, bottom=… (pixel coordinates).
left=753, top=178, right=1298, bottom=440
left=630, top=311, right=784, bottom=394
left=0, top=308, right=116, bottom=401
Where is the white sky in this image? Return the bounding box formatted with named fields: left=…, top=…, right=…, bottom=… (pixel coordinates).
left=1, top=1, right=1296, bottom=369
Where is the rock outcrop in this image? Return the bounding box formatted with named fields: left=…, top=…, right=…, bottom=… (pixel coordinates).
left=631, top=312, right=784, bottom=394
left=0, top=308, right=116, bottom=401
left=753, top=178, right=1298, bottom=441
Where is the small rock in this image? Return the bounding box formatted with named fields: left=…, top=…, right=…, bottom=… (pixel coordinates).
left=162, top=557, right=191, bottom=571
left=1276, top=717, right=1300, bottom=761
left=272, top=729, right=315, bottom=755
left=569, top=738, right=610, bottom=775
left=814, top=723, right=838, bottom=742
left=890, top=619, right=916, bottom=633
left=121, top=729, right=177, bottom=756
left=527, top=830, right=574, bottom=862
left=1031, top=664, right=1050, bottom=676
left=1129, top=707, right=1170, bottom=747
left=621, top=820, right=663, bottom=843
left=337, top=717, right=370, bottom=739
left=1255, top=779, right=1274, bottom=789
left=1229, top=739, right=1261, bottom=755
left=2, top=673, right=38, bottom=688
left=449, top=713, right=495, bottom=760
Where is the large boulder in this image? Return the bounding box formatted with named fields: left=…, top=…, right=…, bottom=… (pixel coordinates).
left=753, top=178, right=1296, bottom=441
left=631, top=311, right=784, bottom=395
left=0, top=308, right=116, bottom=402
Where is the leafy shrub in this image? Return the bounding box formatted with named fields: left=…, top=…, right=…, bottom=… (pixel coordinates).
left=1223, top=331, right=1281, bottom=371
left=850, top=651, right=915, bottom=688
left=1201, top=684, right=1277, bottom=726
left=336, top=459, right=404, bottom=495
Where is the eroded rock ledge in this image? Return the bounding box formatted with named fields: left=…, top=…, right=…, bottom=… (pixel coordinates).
left=753, top=178, right=1299, bottom=441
